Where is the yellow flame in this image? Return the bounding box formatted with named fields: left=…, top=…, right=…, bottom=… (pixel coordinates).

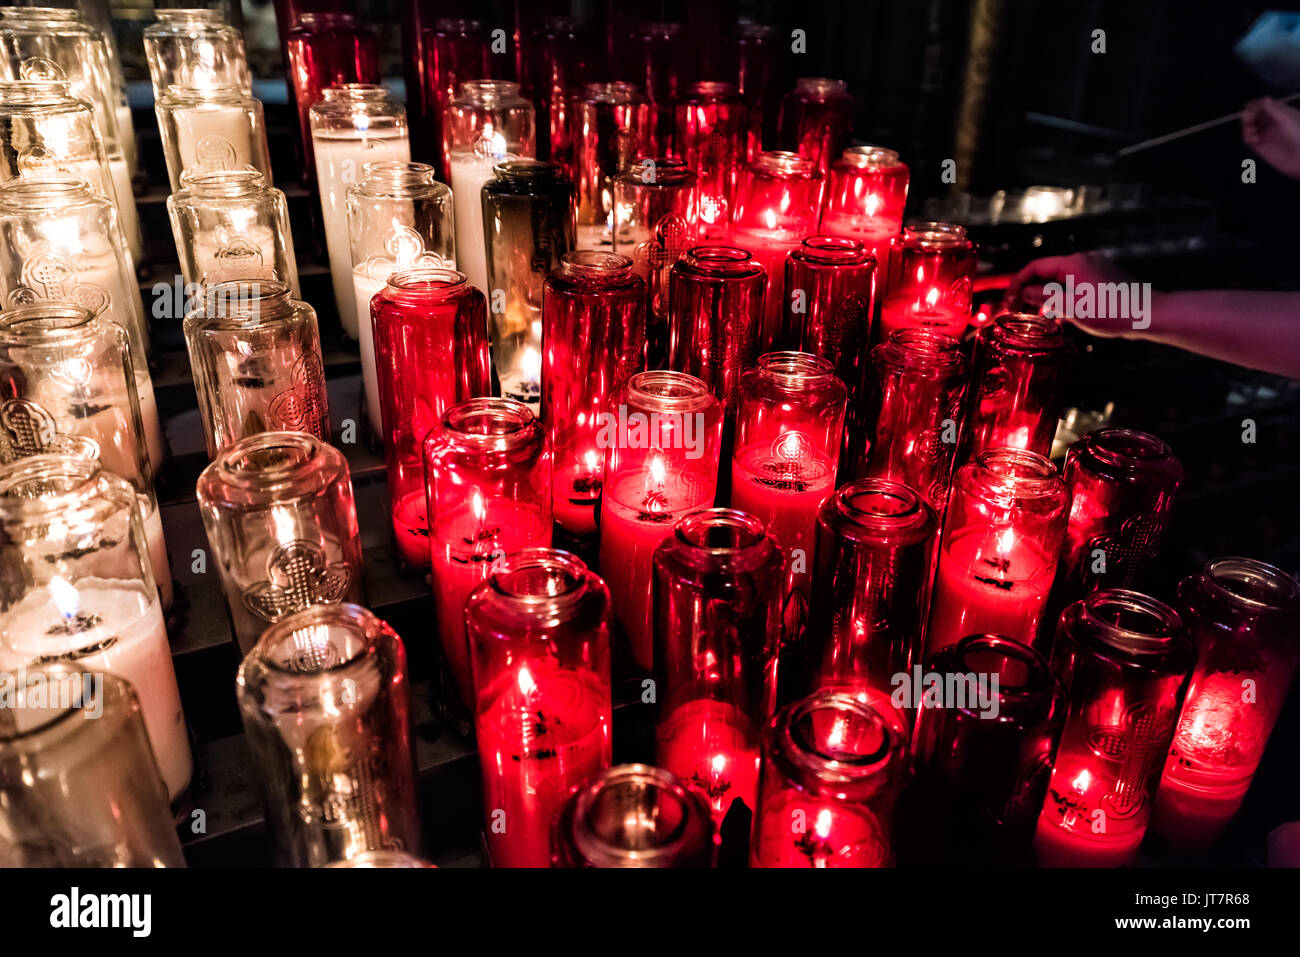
left=48, top=576, right=79, bottom=619
left=814, top=808, right=834, bottom=839
left=517, top=665, right=537, bottom=697
left=996, top=528, right=1017, bottom=556
left=924, top=286, right=940, bottom=310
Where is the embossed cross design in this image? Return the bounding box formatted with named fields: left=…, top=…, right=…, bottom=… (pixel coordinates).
left=242, top=539, right=352, bottom=624
left=0, top=398, right=82, bottom=463
left=267, top=351, right=327, bottom=437
left=1089, top=514, right=1163, bottom=586
left=1086, top=700, right=1173, bottom=819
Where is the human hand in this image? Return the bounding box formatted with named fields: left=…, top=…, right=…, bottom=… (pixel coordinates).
left=1243, top=97, right=1300, bottom=181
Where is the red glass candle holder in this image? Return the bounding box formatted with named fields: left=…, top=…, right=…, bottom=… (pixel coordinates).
left=626, top=21, right=691, bottom=151
left=819, top=146, right=909, bottom=273
left=1055, top=429, right=1181, bottom=612
left=421, top=17, right=489, bottom=179
left=523, top=17, right=595, bottom=164
left=541, top=251, right=646, bottom=547
left=424, top=399, right=552, bottom=712
left=284, top=12, right=379, bottom=186
left=961, top=313, right=1073, bottom=461
left=778, top=78, right=855, bottom=178
left=371, top=268, right=492, bottom=566
left=861, top=330, right=968, bottom=513
left=927, top=449, right=1068, bottom=656
left=553, top=764, right=713, bottom=867
left=735, top=22, right=779, bottom=158
left=908, top=635, right=1065, bottom=865
left=730, top=353, right=846, bottom=641
left=653, top=509, right=783, bottom=824
left=730, top=151, right=823, bottom=353
left=1034, top=590, right=1194, bottom=867
left=805, top=480, right=937, bottom=726
left=1153, top=559, right=1300, bottom=852
left=781, top=236, right=877, bottom=450
left=613, top=157, right=698, bottom=365
left=674, top=81, right=748, bottom=239
left=597, top=371, right=723, bottom=672
left=570, top=82, right=652, bottom=248
left=466, top=548, right=613, bottom=867
left=666, top=245, right=766, bottom=416
left=751, top=691, right=906, bottom=867
left=878, top=223, right=977, bottom=341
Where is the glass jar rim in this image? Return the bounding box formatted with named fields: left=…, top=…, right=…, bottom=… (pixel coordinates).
left=154, top=7, right=223, bottom=20
left=680, top=244, right=764, bottom=278
left=794, top=235, right=872, bottom=266
left=185, top=279, right=296, bottom=327
left=564, top=764, right=709, bottom=867
left=625, top=370, right=715, bottom=415
left=972, top=447, right=1059, bottom=486
left=0, top=6, right=79, bottom=21
left=875, top=329, right=966, bottom=376
left=752, top=150, right=816, bottom=178
left=0, top=453, right=126, bottom=524
left=756, top=350, right=837, bottom=388
left=0, top=301, right=98, bottom=344
left=354, top=161, right=444, bottom=199
left=987, top=312, right=1068, bottom=352
left=456, top=78, right=522, bottom=100
left=939, top=634, right=1059, bottom=718
left=581, top=81, right=645, bottom=102
left=617, top=157, right=696, bottom=188
left=204, top=430, right=338, bottom=501
left=1071, top=427, right=1177, bottom=474
left=839, top=145, right=902, bottom=168
left=436, top=397, right=538, bottom=450
left=558, top=250, right=635, bottom=281
left=687, top=80, right=739, bottom=99
left=385, top=267, right=468, bottom=297
left=0, top=176, right=99, bottom=209
left=901, top=221, right=971, bottom=249
left=492, top=157, right=567, bottom=181
left=178, top=166, right=267, bottom=195
left=770, top=691, right=902, bottom=790
left=0, top=78, right=73, bottom=102
left=160, top=83, right=250, bottom=104
left=794, top=76, right=849, bottom=94
left=672, top=507, right=770, bottom=554
left=252, top=603, right=391, bottom=679
left=321, top=83, right=389, bottom=100
left=1073, top=588, right=1186, bottom=657
left=827, top=478, right=934, bottom=544
left=1197, top=557, right=1300, bottom=613
left=487, top=547, right=594, bottom=610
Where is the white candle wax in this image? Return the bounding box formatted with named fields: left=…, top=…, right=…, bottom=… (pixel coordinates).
left=192, top=225, right=281, bottom=288
left=448, top=152, right=496, bottom=297
left=313, top=131, right=411, bottom=338
left=1, top=578, right=192, bottom=799
left=351, top=268, right=388, bottom=435
left=107, top=156, right=143, bottom=265
left=171, top=103, right=258, bottom=188
left=141, top=499, right=173, bottom=611
left=136, top=370, right=166, bottom=474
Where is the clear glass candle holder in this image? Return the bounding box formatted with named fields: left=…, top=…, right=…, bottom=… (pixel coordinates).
left=1153, top=559, right=1300, bottom=852
left=750, top=691, right=906, bottom=867
left=348, top=161, right=454, bottom=434
left=310, top=84, right=410, bottom=339
left=597, top=371, right=723, bottom=672
left=168, top=167, right=300, bottom=296
left=183, top=279, right=330, bottom=457
left=0, top=662, right=185, bottom=867
left=730, top=352, right=846, bottom=643
left=423, top=398, right=552, bottom=712
left=1034, top=590, right=1194, bottom=867
left=466, top=549, right=613, bottom=867
left=553, top=764, right=713, bottom=867
left=155, top=84, right=272, bottom=192
left=0, top=177, right=164, bottom=470
left=730, top=151, right=823, bottom=353
left=541, top=251, right=645, bottom=547
left=0, top=302, right=171, bottom=609
left=483, top=159, right=577, bottom=408
left=143, top=6, right=252, bottom=96
left=878, top=223, right=977, bottom=341
left=861, top=329, right=968, bottom=513
left=236, top=603, right=420, bottom=867
left=962, top=313, right=1074, bottom=461
left=927, top=449, right=1068, bottom=657
left=653, top=509, right=782, bottom=825
left=371, top=268, right=491, bottom=567
left=196, top=431, right=365, bottom=656
left=0, top=79, right=118, bottom=208
left=0, top=453, right=191, bottom=799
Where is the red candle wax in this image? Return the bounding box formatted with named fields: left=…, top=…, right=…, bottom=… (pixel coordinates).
left=552, top=453, right=604, bottom=538
left=751, top=793, right=888, bottom=867
left=430, top=495, right=548, bottom=707
left=477, top=662, right=612, bottom=868
left=878, top=286, right=969, bottom=341
left=656, top=698, right=760, bottom=823
left=927, top=526, right=1053, bottom=653
left=1033, top=759, right=1147, bottom=867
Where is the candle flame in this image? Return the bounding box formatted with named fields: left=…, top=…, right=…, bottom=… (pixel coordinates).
left=710, top=753, right=728, bottom=775
left=865, top=193, right=881, bottom=217
left=48, top=575, right=79, bottom=619
left=924, top=286, right=940, bottom=310
left=584, top=449, right=600, bottom=474
left=517, top=665, right=537, bottom=697
left=522, top=346, right=541, bottom=379
left=1071, top=769, right=1092, bottom=794
left=471, top=490, right=486, bottom=523
left=814, top=808, right=833, bottom=839
left=996, top=528, right=1017, bottom=556
left=826, top=714, right=848, bottom=749
left=762, top=208, right=777, bottom=230
left=648, top=455, right=667, bottom=487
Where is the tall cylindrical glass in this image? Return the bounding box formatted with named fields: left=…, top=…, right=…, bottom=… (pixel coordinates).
left=569, top=82, right=652, bottom=249
left=466, top=549, right=613, bottom=868
left=183, top=280, right=330, bottom=457
left=424, top=399, right=552, bottom=712
left=0, top=303, right=171, bottom=609
left=155, top=84, right=272, bottom=192
left=0, top=177, right=163, bottom=470
left=541, top=251, right=645, bottom=548
left=419, top=17, right=488, bottom=178
left=553, top=764, right=713, bottom=867
left=730, top=151, right=823, bottom=353
left=653, top=509, right=782, bottom=824
left=1153, top=559, right=1300, bottom=852
left=674, top=81, right=748, bottom=238
left=730, top=353, right=846, bottom=642
left=348, top=161, right=454, bottom=434
left=597, top=371, right=723, bottom=672
left=0, top=454, right=191, bottom=799
left=962, top=313, right=1074, bottom=461
left=168, top=167, right=300, bottom=295
left=143, top=7, right=252, bottom=96
left=751, top=691, right=906, bottom=867
left=371, top=268, right=491, bottom=566
left=927, top=449, right=1068, bottom=655
left=862, top=330, right=968, bottom=513
left=236, top=603, right=420, bottom=867
left=310, top=84, right=410, bottom=339
left=0, top=80, right=117, bottom=205
left=522, top=16, right=594, bottom=165
left=777, top=77, right=855, bottom=178
left=909, top=635, right=1064, bottom=865
left=483, top=159, right=577, bottom=406
left=878, top=223, right=977, bottom=341
left=196, top=432, right=365, bottom=657
left=0, top=662, right=185, bottom=867
left=819, top=146, right=909, bottom=274
left=666, top=245, right=766, bottom=417
left=1034, top=590, right=1193, bottom=867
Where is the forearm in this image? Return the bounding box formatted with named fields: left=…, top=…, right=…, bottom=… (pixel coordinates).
left=1143, top=290, right=1300, bottom=378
